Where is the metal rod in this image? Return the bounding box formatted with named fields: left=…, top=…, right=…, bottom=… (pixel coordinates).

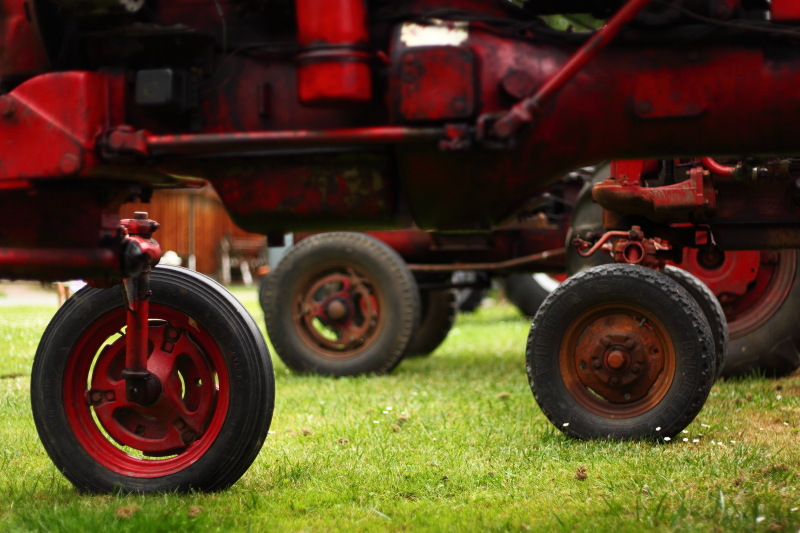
left=406, top=247, right=565, bottom=272
left=699, top=157, right=736, bottom=176
left=491, top=0, right=653, bottom=138
left=124, top=276, right=150, bottom=375
left=146, top=126, right=443, bottom=157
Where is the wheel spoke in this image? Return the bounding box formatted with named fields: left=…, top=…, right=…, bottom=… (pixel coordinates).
left=79, top=316, right=222, bottom=457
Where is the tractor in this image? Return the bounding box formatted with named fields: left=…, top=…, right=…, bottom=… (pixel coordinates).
left=3, top=0, right=800, bottom=491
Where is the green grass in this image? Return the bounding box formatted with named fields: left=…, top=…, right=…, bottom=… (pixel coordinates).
left=0, top=287, right=799, bottom=532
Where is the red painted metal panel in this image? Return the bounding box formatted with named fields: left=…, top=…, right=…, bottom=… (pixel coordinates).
left=397, top=47, right=475, bottom=121
left=295, top=0, right=372, bottom=104
left=0, top=0, right=50, bottom=77
left=772, top=0, right=800, bottom=22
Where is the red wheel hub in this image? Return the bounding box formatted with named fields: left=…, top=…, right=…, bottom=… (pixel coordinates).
left=678, top=249, right=795, bottom=337
left=295, top=267, right=381, bottom=356
left=63, top=304, right=229, bottom=477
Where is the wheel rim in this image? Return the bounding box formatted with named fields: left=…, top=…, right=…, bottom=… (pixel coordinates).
left=559, top=302, right=676, bottom=418
left=293, top=266, right=382, bottom=358
left=680, top=249, right=795, bottom=338
left=62, top=304, right=229, bottom=478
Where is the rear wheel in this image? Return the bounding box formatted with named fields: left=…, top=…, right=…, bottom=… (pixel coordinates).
left=262, top=232, right=420, bottom=376
left=502, top=273, right=563, bottom=317
left=406, top=288, right=457, bottom=357
left=687, top=249, right=800, bottom=378
left=31, top=266, right=274, bottom=493
left=528, top=264, right=715, bottom=440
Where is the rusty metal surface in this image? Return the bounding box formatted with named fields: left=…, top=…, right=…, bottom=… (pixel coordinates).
left=3, top=1, right=800, bottom=280
left=406, top=248, right=565, bottom=273
left=293, top=266, right=384, bottom=358
left=560, top=302, right=676, bottom=418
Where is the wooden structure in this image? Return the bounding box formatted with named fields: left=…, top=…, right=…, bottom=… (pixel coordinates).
left=122, top=188, right=266, bottom=278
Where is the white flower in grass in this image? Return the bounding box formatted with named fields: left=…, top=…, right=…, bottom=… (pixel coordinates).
left=655, top=427, right=661, bottom=432
left=701, top=423, right=710, bottom=428
left=386, top=406, right=393, bottom=411
left=682, top=430, right=689, bottom=434
left=683, top=438, right=689, bottom=442
left=776, top=394, right=782, bottom=400
left=692, top=439, right=700, bottom=443
left=382, top=411, right=388, bottom=414
left=373, top=420, right=380, bottom=424
left=562, top=423, right=569, bottom=427
left=663, top=437, right=671, bottom=442
left=756, top=516, right=765, bottom=524
left=790, top=507, right=798, bottom=512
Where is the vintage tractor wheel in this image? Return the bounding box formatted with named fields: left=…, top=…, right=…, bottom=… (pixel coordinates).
left=696, top=249, right=800, bottom=378
left=406, top=288, right=458, bottom=357
left=502, top=273, right=564, bottom=317
left=527, top=264, right=716, bottom=440
left=262, top=232, right=420, bottom=376
left=30, top=266, right=274, bottom=493
left=662, top=265, right=728, bottom=379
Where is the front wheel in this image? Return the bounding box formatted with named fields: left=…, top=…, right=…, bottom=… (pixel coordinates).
left=31, top=266, right=274, bottom=493
left=527, top=264, right=716, bottom=440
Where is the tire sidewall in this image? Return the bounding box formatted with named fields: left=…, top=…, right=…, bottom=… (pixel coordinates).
left=662, top=265, right=728, bottom=380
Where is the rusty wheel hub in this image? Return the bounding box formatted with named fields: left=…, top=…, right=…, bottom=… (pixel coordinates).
left=561, top=304, right=675, bottom=417
left=295, top=268, right=380, bottom=355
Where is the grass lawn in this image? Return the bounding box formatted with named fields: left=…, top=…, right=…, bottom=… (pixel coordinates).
left=0, top=285, right=798, bottom=532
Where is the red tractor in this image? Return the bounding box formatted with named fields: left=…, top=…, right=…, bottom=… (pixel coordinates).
left=261, top=159, right=800, bottom=380
left=4, top=0, right=800, bottom=491
left=259, top=173, right=583, bottom=376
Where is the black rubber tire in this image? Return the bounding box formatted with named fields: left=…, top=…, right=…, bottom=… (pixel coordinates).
left=406, top=288, right=458, bottom=357
left=662, top=265, right=728, bottom=380
left=457, top=287, right=487, bottom=312
left=258, top=270, right=269, bottom=314
left=452, top=271, right=488, bottom=313
left=722, top=250, right=800, bottom=378
left=262, top=232, right=420, bottom=376
left=31, top=266, right=274, bottom=493
left=527, top=264, right=716, bottom=440
left=502, top=273, right=561, bottom=317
